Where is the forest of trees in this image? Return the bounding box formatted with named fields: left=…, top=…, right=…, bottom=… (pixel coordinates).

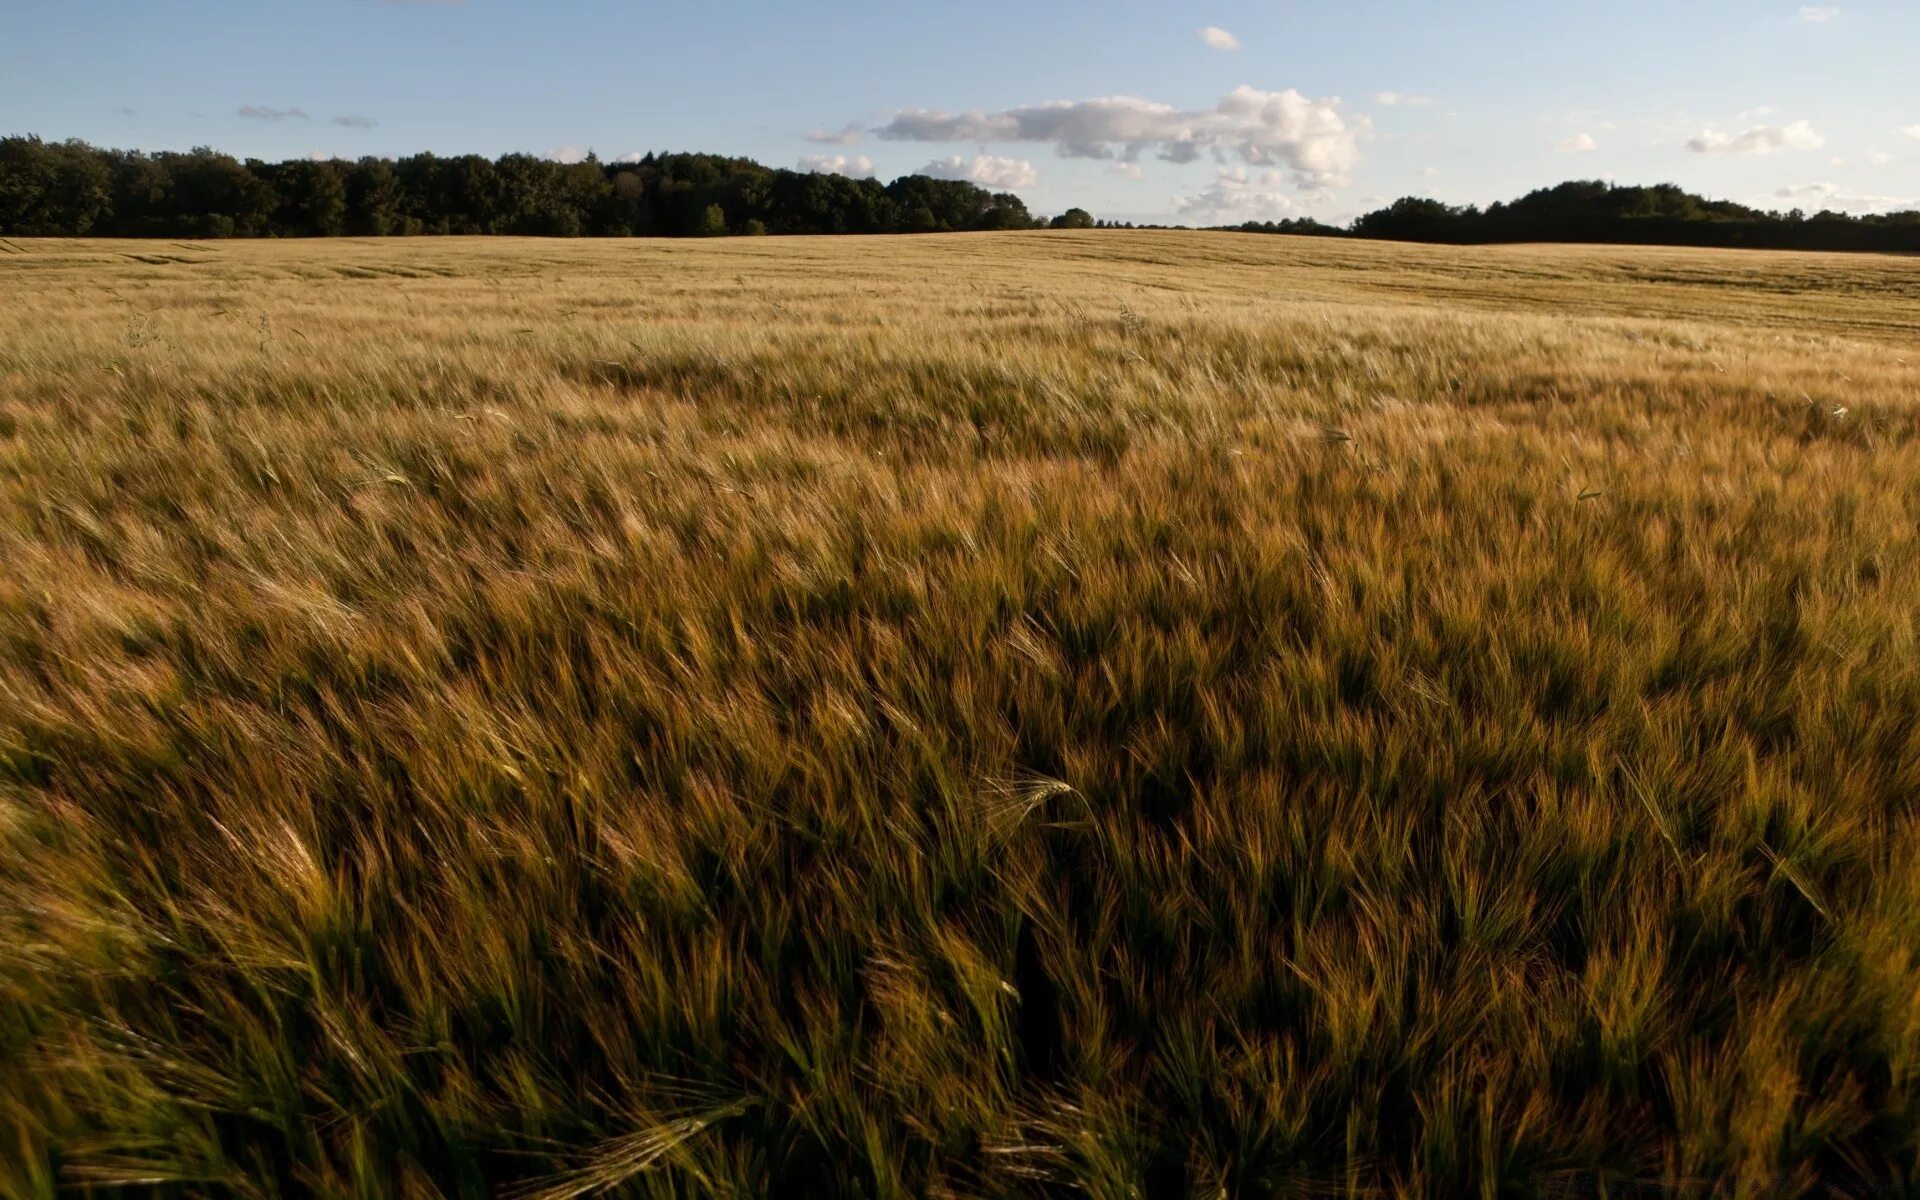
left=0, top=137, right=1054, bottom=238
left=1235, top=180, right=1920, bottom=253
left=7, top=137, right=1920, bottom=252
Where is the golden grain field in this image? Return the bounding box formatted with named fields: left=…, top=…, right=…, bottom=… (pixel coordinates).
left=5, top=232, right=1920, bottom=1196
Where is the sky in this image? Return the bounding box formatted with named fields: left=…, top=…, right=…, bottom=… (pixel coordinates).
left=4, top=0, right=1919, bottom=224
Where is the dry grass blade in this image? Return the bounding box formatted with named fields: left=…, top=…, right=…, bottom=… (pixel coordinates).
left=504, top=1102, right=752, bottom=1200
left=983, top=772, right=1085, bottom=836
left=1621, top=762, right=1688, bottom=869
left=1758, top=842, right=1834, bottom=924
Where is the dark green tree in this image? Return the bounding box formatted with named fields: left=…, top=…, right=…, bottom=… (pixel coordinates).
left=265, top=159, right=348, bottom=236
left=344, top=158, right=404, bottom=235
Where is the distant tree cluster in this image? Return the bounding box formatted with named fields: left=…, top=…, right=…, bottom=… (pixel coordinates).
left=1228, top=216, right=1348, bottom=238
left=0, top=137, right=1055, bottom=238
left=1235, top=181, right=1920, bottom=253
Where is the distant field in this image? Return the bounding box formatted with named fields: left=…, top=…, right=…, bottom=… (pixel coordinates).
left=7, top=232, right=1920, bottom=1196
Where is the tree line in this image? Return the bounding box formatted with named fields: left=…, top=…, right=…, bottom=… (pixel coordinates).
left=9, top=137, right=1918, bottom=252
left=0, top=136, right=1102, bottom=238
left=1233, top=180, right=1920, bottom=253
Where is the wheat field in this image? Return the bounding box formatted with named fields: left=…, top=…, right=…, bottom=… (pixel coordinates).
left=5, top=232, right=1920, bottom=1196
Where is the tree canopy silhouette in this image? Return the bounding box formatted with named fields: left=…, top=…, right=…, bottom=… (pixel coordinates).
left=1243, top=180, right=1920, bottom=252
left=0, top=138, right=1047, bottom=238
left=7, top=139, right=1918, bottom=252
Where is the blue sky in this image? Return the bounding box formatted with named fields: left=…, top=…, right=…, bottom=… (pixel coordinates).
left=4, top=0, right=1918, bottom=223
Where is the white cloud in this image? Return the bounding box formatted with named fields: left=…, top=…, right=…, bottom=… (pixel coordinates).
left=331, top=114, right=378, bottom=129
left=877, top=86, right=1368, bottom=190
left=1869, top=150, right=1893, bottom=166
left=615, top=152, right=646, bottom=164
left=548, top=146, right=586, bottom=164
left=798, top=154, right=877, bottom=179
left=238, top=105, right=309, bottom=122
left=1199, top=26, right=1240, bottom=51
left=1686, top=120, right=1824, bottom=155
left=1796, top=5, right=1840, bottom=21
left=806, top=123, right=864, bottom=146
left=1374, top=92, right=1435, bottom=108
left=1904, top=125, right=1920, bottom=140
left=1556, top=132, right=1598, bottom=153
left=1772, top=181, right=1916, bottom=213
left=1416, top=166, right=1439, bottom=177
left=1176, top=166, right=1300, bottom=222
left=920, top=155, right=1037, bottom=190
left=1113, top=162, right=1145, bottom=180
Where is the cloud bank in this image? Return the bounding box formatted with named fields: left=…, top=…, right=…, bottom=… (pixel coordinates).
left=876, top=86, right=1367, bottom=189
left=920, top=155, right=1038, bottom=189
left=1686, top=120, right=1824, bottom=155
left=1199, top=26, right=1240, bottom=51
left=238, top=105, right=310, bottom=122
left=806, top=123, right=864, bottom=146
left=1773, top=181, right=1915, bottom=213
left=1177, top=167, right=1300, bottom=222
left=798, top=154, right=876, bottom=179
